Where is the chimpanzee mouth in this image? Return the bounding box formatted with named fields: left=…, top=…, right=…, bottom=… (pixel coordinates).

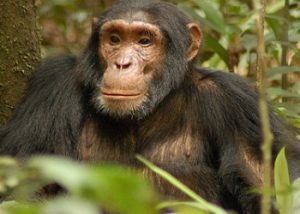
left=101, top=90, right=144, bottom=100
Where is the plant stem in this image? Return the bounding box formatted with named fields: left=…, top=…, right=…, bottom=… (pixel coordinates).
left=252, top=0, right=274, bottom=213
left=281, top=0, right=290, bottom=102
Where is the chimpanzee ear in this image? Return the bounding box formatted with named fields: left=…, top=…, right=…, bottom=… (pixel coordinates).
left=187, top=23, right=202, bottom=61
left=92, top=17, right=99, bottom=31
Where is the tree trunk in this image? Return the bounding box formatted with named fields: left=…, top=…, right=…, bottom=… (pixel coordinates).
left=0, top=0, right=41, bottom=125
left=100, top=0, right=115, bottom=7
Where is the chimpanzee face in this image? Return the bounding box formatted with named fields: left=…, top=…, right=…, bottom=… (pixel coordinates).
left=92, top=11, right=201, bottom=119
left=96, top=12, right=165, bottom=118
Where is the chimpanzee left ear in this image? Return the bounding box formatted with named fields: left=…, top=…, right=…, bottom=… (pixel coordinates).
left=92, top=17, right=99, bottom=31
left=187, top=23, right=202, bottom=61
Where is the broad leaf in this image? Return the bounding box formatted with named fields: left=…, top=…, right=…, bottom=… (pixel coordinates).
left=274, top=148, right=292, bottom=214
left=292, top=178, right=300, bottom=214
left=268, top=88, right=300, bottom=98
left=137, top=156, right=228, bottom=214
left=192, top=0, right=225, bottom=34
left=204, top=33, right=229, bottom=68
left=267, top=66, right=300, bottom=78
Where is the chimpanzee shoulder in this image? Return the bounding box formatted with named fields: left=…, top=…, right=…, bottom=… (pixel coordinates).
left=0, top=55, right=82, bottom=157
left=191, top=67, right=296, bottom=153
left=193, top=67, right=256, bottom=94
left=189, top=68, right=263, bottom=145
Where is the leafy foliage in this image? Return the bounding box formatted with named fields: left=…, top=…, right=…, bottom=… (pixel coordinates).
left=1, top=151, right=300, bottom=214
left=0, top=156, right=158, bottom=214
left=0, top=0, right=299, bottom=213
left=0, top=156, right=229, bottom=214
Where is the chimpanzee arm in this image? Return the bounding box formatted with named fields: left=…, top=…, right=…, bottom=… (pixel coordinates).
left=0, top=55, right=83, bottom=158
left=197, top=69, right=300, bottom=213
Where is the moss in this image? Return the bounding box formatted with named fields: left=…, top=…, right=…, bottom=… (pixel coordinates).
left=0, top=0, right=41, bottom=125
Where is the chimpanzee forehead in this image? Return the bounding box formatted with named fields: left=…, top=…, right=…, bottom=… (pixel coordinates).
left=110, top=10, right=154, bottom=25
left=101, top=19, right=162, bottom=37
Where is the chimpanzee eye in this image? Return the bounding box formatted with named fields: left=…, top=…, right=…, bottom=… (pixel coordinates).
left=138, top=37, right=152, bottom=46
left=110, top=34, right=121, bottom=44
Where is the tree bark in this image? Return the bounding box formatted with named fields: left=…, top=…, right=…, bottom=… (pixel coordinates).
left=0, top=0, right=41, bottom=125
left=100, top=0, right=115, bottom=7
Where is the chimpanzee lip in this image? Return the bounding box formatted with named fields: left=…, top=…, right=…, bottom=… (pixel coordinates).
left=101, top=90, right=143, bottom=100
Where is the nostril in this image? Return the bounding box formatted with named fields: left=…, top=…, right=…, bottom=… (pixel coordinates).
left=115, top=62, right=132, bottom=70
left=122, top=62, right=131, bottom=69
left=115, top=63, right=121, bottom=69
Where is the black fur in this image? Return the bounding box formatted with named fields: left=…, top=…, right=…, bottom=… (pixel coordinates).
left=1, top=0, right=300, bottom=213
left=0, top=55, right=82, bottom=157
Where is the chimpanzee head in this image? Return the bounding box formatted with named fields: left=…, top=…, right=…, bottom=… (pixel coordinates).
left=77, top=0, right=202, bottom=119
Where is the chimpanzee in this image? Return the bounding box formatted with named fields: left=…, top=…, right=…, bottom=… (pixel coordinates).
left=0, top=0, right=300, bottom=213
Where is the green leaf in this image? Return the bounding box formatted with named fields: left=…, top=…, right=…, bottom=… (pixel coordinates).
left=267, top=66, right=300, bottom=78
left=192, top=0, right=226, bottom=34
left=291, top=83, right=300, bottom=93
left=42, top=197, right=99, bottom=214
left=84, top=166, right=158, bottom=214
left=204, top=33, right=229, bottom=68
left=274, top=148, right=292, bottom=214
left=292, top=178, right=300, bottom=214
left=290, top=119, right=300, bottom=129
left=28, top=157, right=158, bottom=214
left=28, top=156, right=90, bottom=193
left=137, top=156, right=228, bottom=214
left=266, top=15, right=284, bottom=40
left=0, top=157, right=18, bottom=166
left=266, top=0, right=284, bottom=13
left=274, top=103, right=300, bottom=115
left=268, top=88, right=300, bottom=98
left=158, top=201, right=209, bottom=213
left=1, top=202, right=40, bottom=214
left=178, top=3, right=199, bottom=20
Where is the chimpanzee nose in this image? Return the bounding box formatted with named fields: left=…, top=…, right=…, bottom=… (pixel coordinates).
left=115, top=61, right=132, bottom=70
left=115, top=55, right=133, bottom=70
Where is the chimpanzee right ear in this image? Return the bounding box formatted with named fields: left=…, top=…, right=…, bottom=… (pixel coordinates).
left=92, top=17, right=99, bottom=31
